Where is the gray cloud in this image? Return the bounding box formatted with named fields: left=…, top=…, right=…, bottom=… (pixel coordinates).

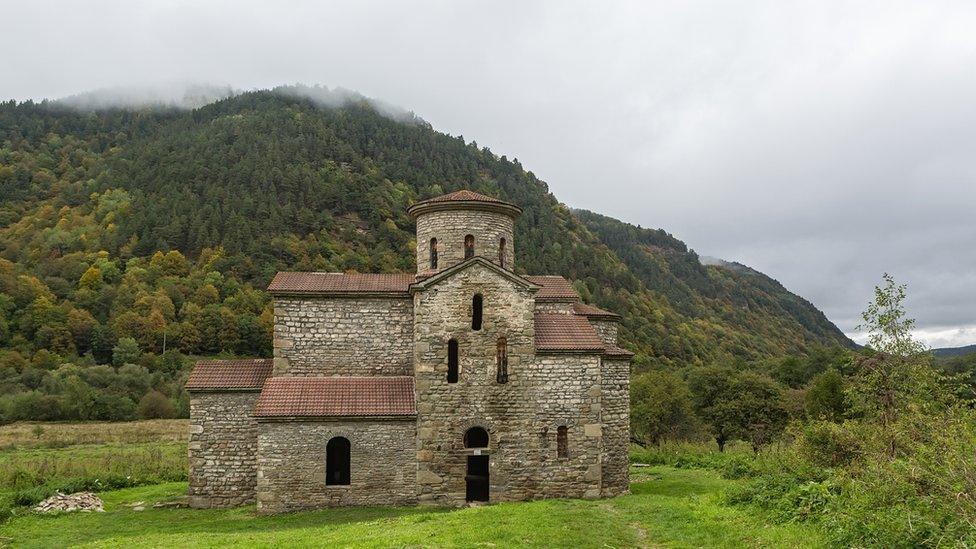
left=3, top=0, right=975, bottom=346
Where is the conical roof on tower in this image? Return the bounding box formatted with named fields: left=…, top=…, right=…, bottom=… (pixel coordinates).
left=407, top=189, right=522, bottom=218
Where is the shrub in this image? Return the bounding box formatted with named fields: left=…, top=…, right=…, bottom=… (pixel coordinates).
left=89, top=392, right=137, bottom=421
left=798, top=421, right=862, bottom=467
left=804, top=368, right=847, bottom=421
left=138, top=390, right=176, bottom=419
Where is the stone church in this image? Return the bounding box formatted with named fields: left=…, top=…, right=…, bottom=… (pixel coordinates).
left=185, top=190, right=632, bottom=513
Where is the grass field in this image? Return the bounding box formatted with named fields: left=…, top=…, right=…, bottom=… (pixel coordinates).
left=0, top=420, right=187, bottom=450
left=0, top=422, right=825, bottom=548
left=0, top=421, right=188, bottom=521
left=0, top=467, right=824, bottom=548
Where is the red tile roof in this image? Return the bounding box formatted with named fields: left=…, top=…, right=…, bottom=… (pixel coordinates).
left=414, top=189, right=508, bottom=205
left=407, top=189, right=522, bottom=218
left=573, top=302, right=622, bottom=320
left=185, top=359, right=273, bottom=391
left=268, top=272, right=414, bottom=296
left=253, top=376, right=417, bottom=417
left=604, top=345, right=635, bottom=359
left=534, top=314, right=604, bottom=352
left=526, top=275, right=580, bottom=301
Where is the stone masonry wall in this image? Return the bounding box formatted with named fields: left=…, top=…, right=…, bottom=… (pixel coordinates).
left=414, top=262, right=536, bottom=505
left=273, top=297, right=413, bottom=376
left=413, top=262, right=603, bottom=504
left=527, top=354, right=604, bottom=500
left=188, top=392, right=260, bottom=508
left=601, top=357, right=631, bottom=497
left=415, top=209, right=515, bottom=275
left=591, top=320, right=618, bottom=347
left=256, top=420, right=417, bottom=513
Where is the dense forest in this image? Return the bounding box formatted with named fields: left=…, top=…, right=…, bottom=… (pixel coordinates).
left=0, top=86, right=853, bottom=421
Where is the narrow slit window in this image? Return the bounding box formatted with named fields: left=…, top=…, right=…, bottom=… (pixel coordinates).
left=557, top=426, right=568, bottom=458
left=498, top=237, right=506, bottom=268
left=429, top=238, right=438, bottom=269
left=464, top=234, right=475, bottom=259
left=472, top=294, right=483, bottom=331
left=326, top=437, right=351, bottom=485
left=496, top=337, right=508, bottom=383
left=447, top=338, right=459, bottom=383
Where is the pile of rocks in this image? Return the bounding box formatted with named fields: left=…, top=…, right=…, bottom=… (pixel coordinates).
left=33, top=492, right=104, bottom=513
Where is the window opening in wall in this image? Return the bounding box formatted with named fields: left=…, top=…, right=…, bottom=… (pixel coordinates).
left=447, top=338, right=459, bottom=383
left=499, top=237, right=506, bottom=268
left=464, top=426, right=489, bottom=448
left=326, top=437, right=351, bottom=485
left=496, top=337, right=508, bottom=383
left=430, top=238, right=438, bottom=269
left=464, top=234, right=475, bottom=259
left=557, top=426, right=568, bottom=458
left=472, top=294, right=483, bottom=331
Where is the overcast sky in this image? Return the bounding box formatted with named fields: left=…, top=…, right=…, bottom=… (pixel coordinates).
left=4, top=1, right=975, bottom=347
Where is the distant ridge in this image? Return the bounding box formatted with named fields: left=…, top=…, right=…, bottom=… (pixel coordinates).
left=933, top=344, right=976, bottom=358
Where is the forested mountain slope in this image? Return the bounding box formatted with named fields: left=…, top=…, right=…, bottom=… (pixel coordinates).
left=0, top=87, right=852, bottom=407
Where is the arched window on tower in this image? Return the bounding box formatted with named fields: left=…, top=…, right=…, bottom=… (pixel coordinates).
left=557, top=426, right=568, bottom=459
left=496, top=337, right=508, bottom=383
left=471, top=294, right=483, bottom=331
left=429, top=238, right=438, bottom=270
left=326, top=436, right=351, bottom=485
left=464, top=234, right=475, bottom=259
left=499, top=237, right=506, bottom=268
left=447, top=338, right=459, bottom=383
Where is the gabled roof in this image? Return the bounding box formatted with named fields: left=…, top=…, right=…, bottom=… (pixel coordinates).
left=253, top=376, right=416, bottom=418
left=410, top=256, right=540, bottom=294
left=525, top=276, right=580, bottom=302
left=268, top=272, right=415, bottom=297
left=573, top=301, right=622, bottom=320
left=534, top=313, right=604, bottom=353
left=407, top=189, right=522, bottom=219
left=185, top=359, right=273, bottom=392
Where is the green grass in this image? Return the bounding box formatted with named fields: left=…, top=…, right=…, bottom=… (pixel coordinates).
left=0, top=467, right=824, bottom=548
left=0, top=441, right=187, bottom=521
left=0, top=442, right=186, bottom=490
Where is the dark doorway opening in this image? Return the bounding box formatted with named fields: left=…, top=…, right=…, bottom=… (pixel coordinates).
left=466, top=455, right=489, bottom=502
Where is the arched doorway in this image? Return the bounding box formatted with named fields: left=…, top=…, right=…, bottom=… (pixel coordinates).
left=463, top=427, right=489, bottom=502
